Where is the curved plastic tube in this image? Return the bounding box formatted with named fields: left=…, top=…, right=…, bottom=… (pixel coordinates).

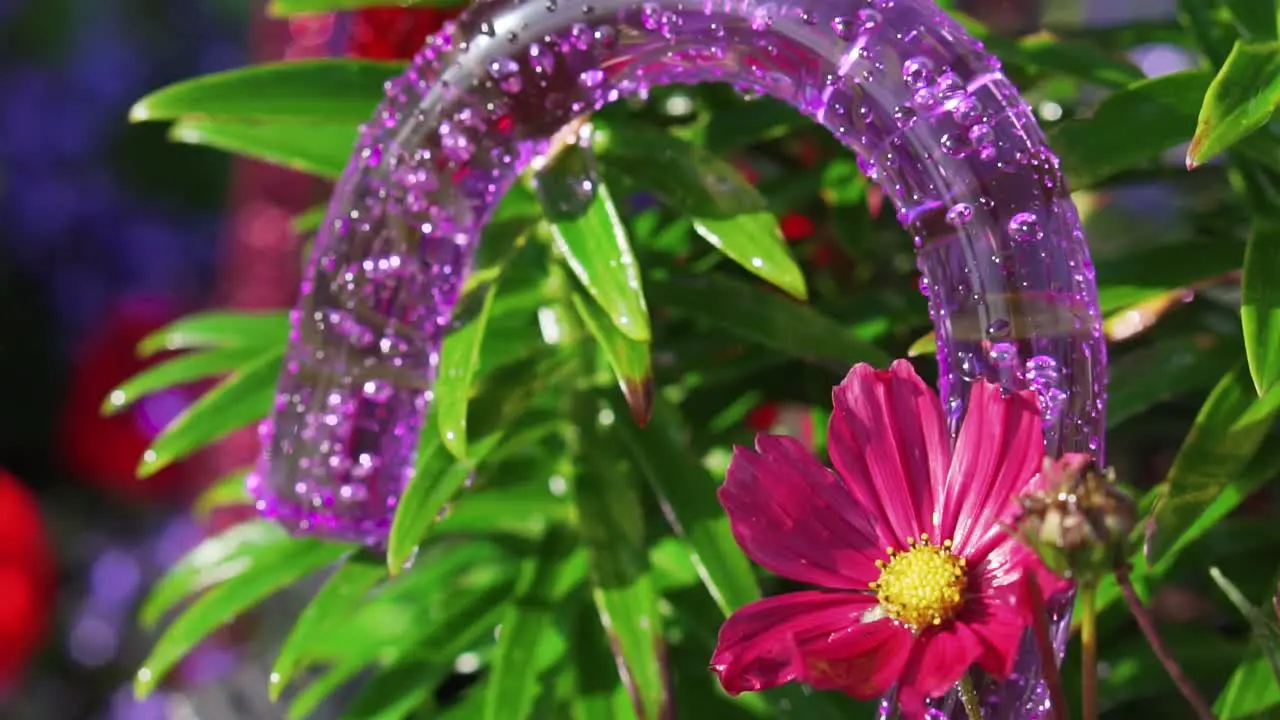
left=250, top=0, right=1106, bottom=716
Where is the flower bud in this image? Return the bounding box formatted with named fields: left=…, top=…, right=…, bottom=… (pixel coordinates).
left=1011, top=455, right=1137, bottom=584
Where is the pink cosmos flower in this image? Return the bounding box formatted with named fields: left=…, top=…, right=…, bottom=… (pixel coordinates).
left=711, top=359, right=1080, bottom=717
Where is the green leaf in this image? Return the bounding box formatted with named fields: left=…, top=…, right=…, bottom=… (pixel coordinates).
left=576, top=418, right=669, bottom=720
left=168, top=119, right=355, bottom=179
left=137, top=310, right=287, bottom=356
left=138, top=350, right=283, bottom=478
left=956, top=15, right=1144, bottom=90
left=292, top=204, right=327, bottom=236
left=608, top=394, right=759, bottom=616
left=270, top=556, right=387, bottom=700
left=1216, top=646, right=1280, bottom=719
left=483, top=529, right=579, bottom=720
left=267, top=0, right=462, bottom=16
left=570, top=289, right=653, bottom=425
left=136, top=537, right=349, bottom=698
left=1049, top=70, right=1208, bottom=188
left=386, top=428, right=503, bottom=572
left=1189, top=41, right=1280, bottom=167
left=288, top=659, right=366, bottom=720
left=570, top=602, right=638, bottom=720
left=342, top=661, right=443, bottom=720
left=692, top=217, right=807, bottom=301
left=130, top=59, right=398, bottom=124
left=648, top=274, right=891, bottom=368
left=1108, top=333, right=1241, bottom=428
left=138, top=520, right=290, bottom=628
left=102, top=346, right=265, bottom=415
left=192, top=468, right=251, bottom=519
left=1227, top=0, right=1280, bottom=40
left=595, top=121, right=806, bottom=300
left=1210, top=567, right=1280, bottom=684
left=436, top=274, right=502, bottom=460
left=538, top=142, right=651, bottom=343
left=1245, top=217, right=1280, bottom=395
left=434, top=479, right=570, bottom=539
left=1146, top=364, right=1280, bottom=564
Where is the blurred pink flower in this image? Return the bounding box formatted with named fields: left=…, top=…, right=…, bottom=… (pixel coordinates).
left=711, top=359, right=1080, bottom=717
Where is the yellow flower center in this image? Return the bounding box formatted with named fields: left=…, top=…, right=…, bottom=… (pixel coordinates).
left=870, top=534, right=968, bottom=629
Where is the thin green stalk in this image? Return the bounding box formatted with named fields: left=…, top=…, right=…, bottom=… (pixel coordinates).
left=1080, top=582, right=1099, bottom=720
left=958, top=673, right=985, bottom=720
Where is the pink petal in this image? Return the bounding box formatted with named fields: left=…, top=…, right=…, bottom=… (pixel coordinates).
left=977, top=533, right=1071, bottom=599
left=720, top=434, right=883, bottom=589
left=711, top=591, right=881, bottom=694
left=937, top=380, right=1045, bottom=557
left=828, top=360, right=949, bottom=548
left=895, top=624, right=984, bottom=718
left=797, top=615, right=915, bottom=699
left=963, top=599, right=1029, bottom=679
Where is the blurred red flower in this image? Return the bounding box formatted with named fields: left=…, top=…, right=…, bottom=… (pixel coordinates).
left=348, top=7, right=462, bottom=60
left=0, top=468, right=54, bottom=687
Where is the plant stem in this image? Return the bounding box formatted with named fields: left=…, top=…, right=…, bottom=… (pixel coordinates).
left=1023, top=574, right=1067, bottom=720
left=958, top=673, right=985, bottom=720
left=1079, top=581, right=1098, bottom=720
left=1115, top=566, right=1216, bottom=720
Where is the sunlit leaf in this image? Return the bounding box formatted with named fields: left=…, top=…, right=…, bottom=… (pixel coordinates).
left=168, top=119, right=355, bottom=179
left=136, top=310, right=287, bottom=357
left=436, top=275, right=502, bottom=459
left=1244, top=217, right=1280, bottom=395
left=571, top=289, right=653, bottom=425
left=138, top=520, right=290, bottom=628
left=1216, top=646, right=1280, bottom=719
left=268, top=0, right=462, bottom=15
left=103, top=346, right=265, bottom=415
left=270, top=555, right=386, bottom=699
left=596, top=120, right=806, bottom=300
left=192, top=468, right=252, bottom=519
left=539, top=141, right=651, bottom=343
left=1146, top=364, right=1280, bottom=564
left=608, top=394, right=760, bottom=616
left=138, top=351, right=283, bottom=478
left=130, top=59, right=398, bottom=124
left=136, top=538, right=350, bottom=698
left=577, top=408, right=669, bottom=720
left=483, top=529, right=580, bottom=720
left=1188, top=40, right=1280, bottom=167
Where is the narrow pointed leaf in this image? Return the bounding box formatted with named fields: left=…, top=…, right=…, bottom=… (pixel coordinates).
left=483, top=529, right=579, bottom=720
left=344, top=661, right=445, bottom=720
left=1210, top=567, right=1280, bottom=682
left=138, top=520, right=289, bottom=628
left=649, top=274, right=891, bottom=368
left=1244, top=217, right=1280, bottom=395
left=386, top=430, right=503, bottom=572
left=135, top=538, right=350, bottom=698
left=436, top=278, right=501, bottom=459
left=570, top=290, right=653, bottom=425
left=137, top=310, right=288, bottom=356
left=571, top=602, right=639, bottom=720
left=268, top=0, right=461, bottom=16
left=138, top=351, right=283, bottom=478
left=1108, top=333, right=1241, bottom=428
left=607, top=394, right=759, bottom=615
left=270, top=556, right=386, bottom=699
left=287, top=659, right=366, bottom=720
left=1188, top=40, right=1280, bottom=167
left=168, top=119, right=355, bottom=179
left=130, top=59, right=398, bottom=124
left=691, top=217, right=807, bottom=301
left=192, top=468, right=252, bottom=519
left=103, top=346, right=265, bottom=415
left=596, top=120, right=806, bottom=300
left=539, top=142, right=651, bottom=343
left=1146, top=364, right=1280, bottom=563
left=577, top=427, right=668, bottom=720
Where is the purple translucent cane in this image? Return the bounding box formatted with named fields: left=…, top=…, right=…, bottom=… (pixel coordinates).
left=251, top=0, right=1106, bottom=716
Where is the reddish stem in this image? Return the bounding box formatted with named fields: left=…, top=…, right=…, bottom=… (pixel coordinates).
left=1115, top=566, right=1216, bottom=720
